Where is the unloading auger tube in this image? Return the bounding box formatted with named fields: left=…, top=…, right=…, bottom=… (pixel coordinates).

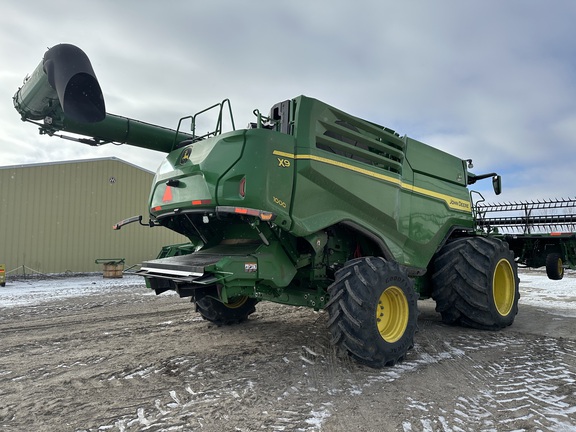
left=13, top=43, right=193, bottom=152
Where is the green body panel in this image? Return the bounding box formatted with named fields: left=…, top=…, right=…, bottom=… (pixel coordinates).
left=209, top=241, right=297, bottom=290
left=14, top=45, right=483, bottom=306
left=287, top=97, right=472, bottom=269
left=150, top=128, right=297, bottom=229
left=150, top=96, right=473, bottom=272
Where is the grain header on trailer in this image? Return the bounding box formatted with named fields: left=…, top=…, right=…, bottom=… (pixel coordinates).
left=13, top=43, right=518, bottom=367
left=476, top=198, right=576, bottom=280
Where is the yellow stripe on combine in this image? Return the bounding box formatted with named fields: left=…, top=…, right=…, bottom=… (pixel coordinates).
left=273, top=150, right=471, bottom=213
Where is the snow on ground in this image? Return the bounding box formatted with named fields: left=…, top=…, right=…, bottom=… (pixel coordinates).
left=517, top=269, right=576, bottom=317
left=1, top=268, right=575, bottom=312
left=0, top=273, right=152, bottom=307
left=1, top=269, right=575, bottom=431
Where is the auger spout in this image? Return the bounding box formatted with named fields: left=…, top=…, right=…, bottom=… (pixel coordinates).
left=14, top=44, right=105, bottom=123
left=13, top=44, right=192, bottom=152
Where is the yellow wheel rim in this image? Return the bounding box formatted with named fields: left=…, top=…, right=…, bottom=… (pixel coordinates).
left=225, top=296, right=249, bottom=309
left=376, top=286, right=409, bottom=343
left=493, top=259, right=515, bottom=316
left=558, top=258, right=564, bottom=277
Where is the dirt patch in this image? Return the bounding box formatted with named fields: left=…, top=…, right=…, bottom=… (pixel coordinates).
left=0, top=273, right=575, bottom=431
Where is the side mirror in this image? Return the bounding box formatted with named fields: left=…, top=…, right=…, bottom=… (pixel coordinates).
left=492, top=175, right=502, bottom=195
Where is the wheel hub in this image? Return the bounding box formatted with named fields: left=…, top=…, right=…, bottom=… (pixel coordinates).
left=493, top=259, right=515, bottom=316
left=376, top=286, right=409, bottom=343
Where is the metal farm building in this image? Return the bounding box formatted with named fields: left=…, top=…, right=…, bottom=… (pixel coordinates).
left=0, top=158, right=185, bottom=275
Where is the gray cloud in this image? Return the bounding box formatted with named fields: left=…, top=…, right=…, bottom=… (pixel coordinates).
left=2, top=0, right=576, bottom=203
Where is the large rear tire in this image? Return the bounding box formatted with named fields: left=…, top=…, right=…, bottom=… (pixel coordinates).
left=194, top=287, right=257, bottom=326
left=546, top=252, right=564, bottom=280
left=431, top=237, right=519, bottom=330
left=326, top=257, right=418, bottom=368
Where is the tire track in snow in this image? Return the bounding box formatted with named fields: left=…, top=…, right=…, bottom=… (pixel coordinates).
left=402, top=334, right=576, bottom=431
left=85, top=350, right=337, bottom=432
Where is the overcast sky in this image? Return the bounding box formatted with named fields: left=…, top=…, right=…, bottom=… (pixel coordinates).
left=1, top=1, right=575, bottom=203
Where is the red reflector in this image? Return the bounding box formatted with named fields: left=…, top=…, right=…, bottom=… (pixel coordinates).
left=162, top=186, right=173, bottom=202
left=153, top=206, right=162, bottom=211
left=216, top=206, right=276, bottom=221
left=192, top=199, right=212, bottom=205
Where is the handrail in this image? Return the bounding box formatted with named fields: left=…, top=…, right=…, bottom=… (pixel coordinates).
left=172, top=99, right=235, bottom=150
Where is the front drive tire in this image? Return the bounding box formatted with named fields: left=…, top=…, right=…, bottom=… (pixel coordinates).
left=431, top=236, right=519, bottom=330
left=326, top=257, right=418, bottom=368
left=194, top=287, right=258, bottom=326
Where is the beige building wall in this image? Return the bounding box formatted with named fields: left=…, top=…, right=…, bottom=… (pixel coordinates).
left=0, top=158, right=186, bottom=274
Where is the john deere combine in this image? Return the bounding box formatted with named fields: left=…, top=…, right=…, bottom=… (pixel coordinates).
left=13, top=44, right=519, bottom=367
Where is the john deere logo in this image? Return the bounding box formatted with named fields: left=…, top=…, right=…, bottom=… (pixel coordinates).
left=180, top=147, right=192, bottom=164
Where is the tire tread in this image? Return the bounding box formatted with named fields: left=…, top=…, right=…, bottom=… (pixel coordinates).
left=431, top=237, right=519, bottom=330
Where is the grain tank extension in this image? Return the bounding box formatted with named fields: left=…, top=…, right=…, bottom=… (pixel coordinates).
left=14, top=44, right=519, bottom=368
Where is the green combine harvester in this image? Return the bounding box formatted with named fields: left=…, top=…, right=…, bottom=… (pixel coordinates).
left=13, top=44, right=519, bottom=367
